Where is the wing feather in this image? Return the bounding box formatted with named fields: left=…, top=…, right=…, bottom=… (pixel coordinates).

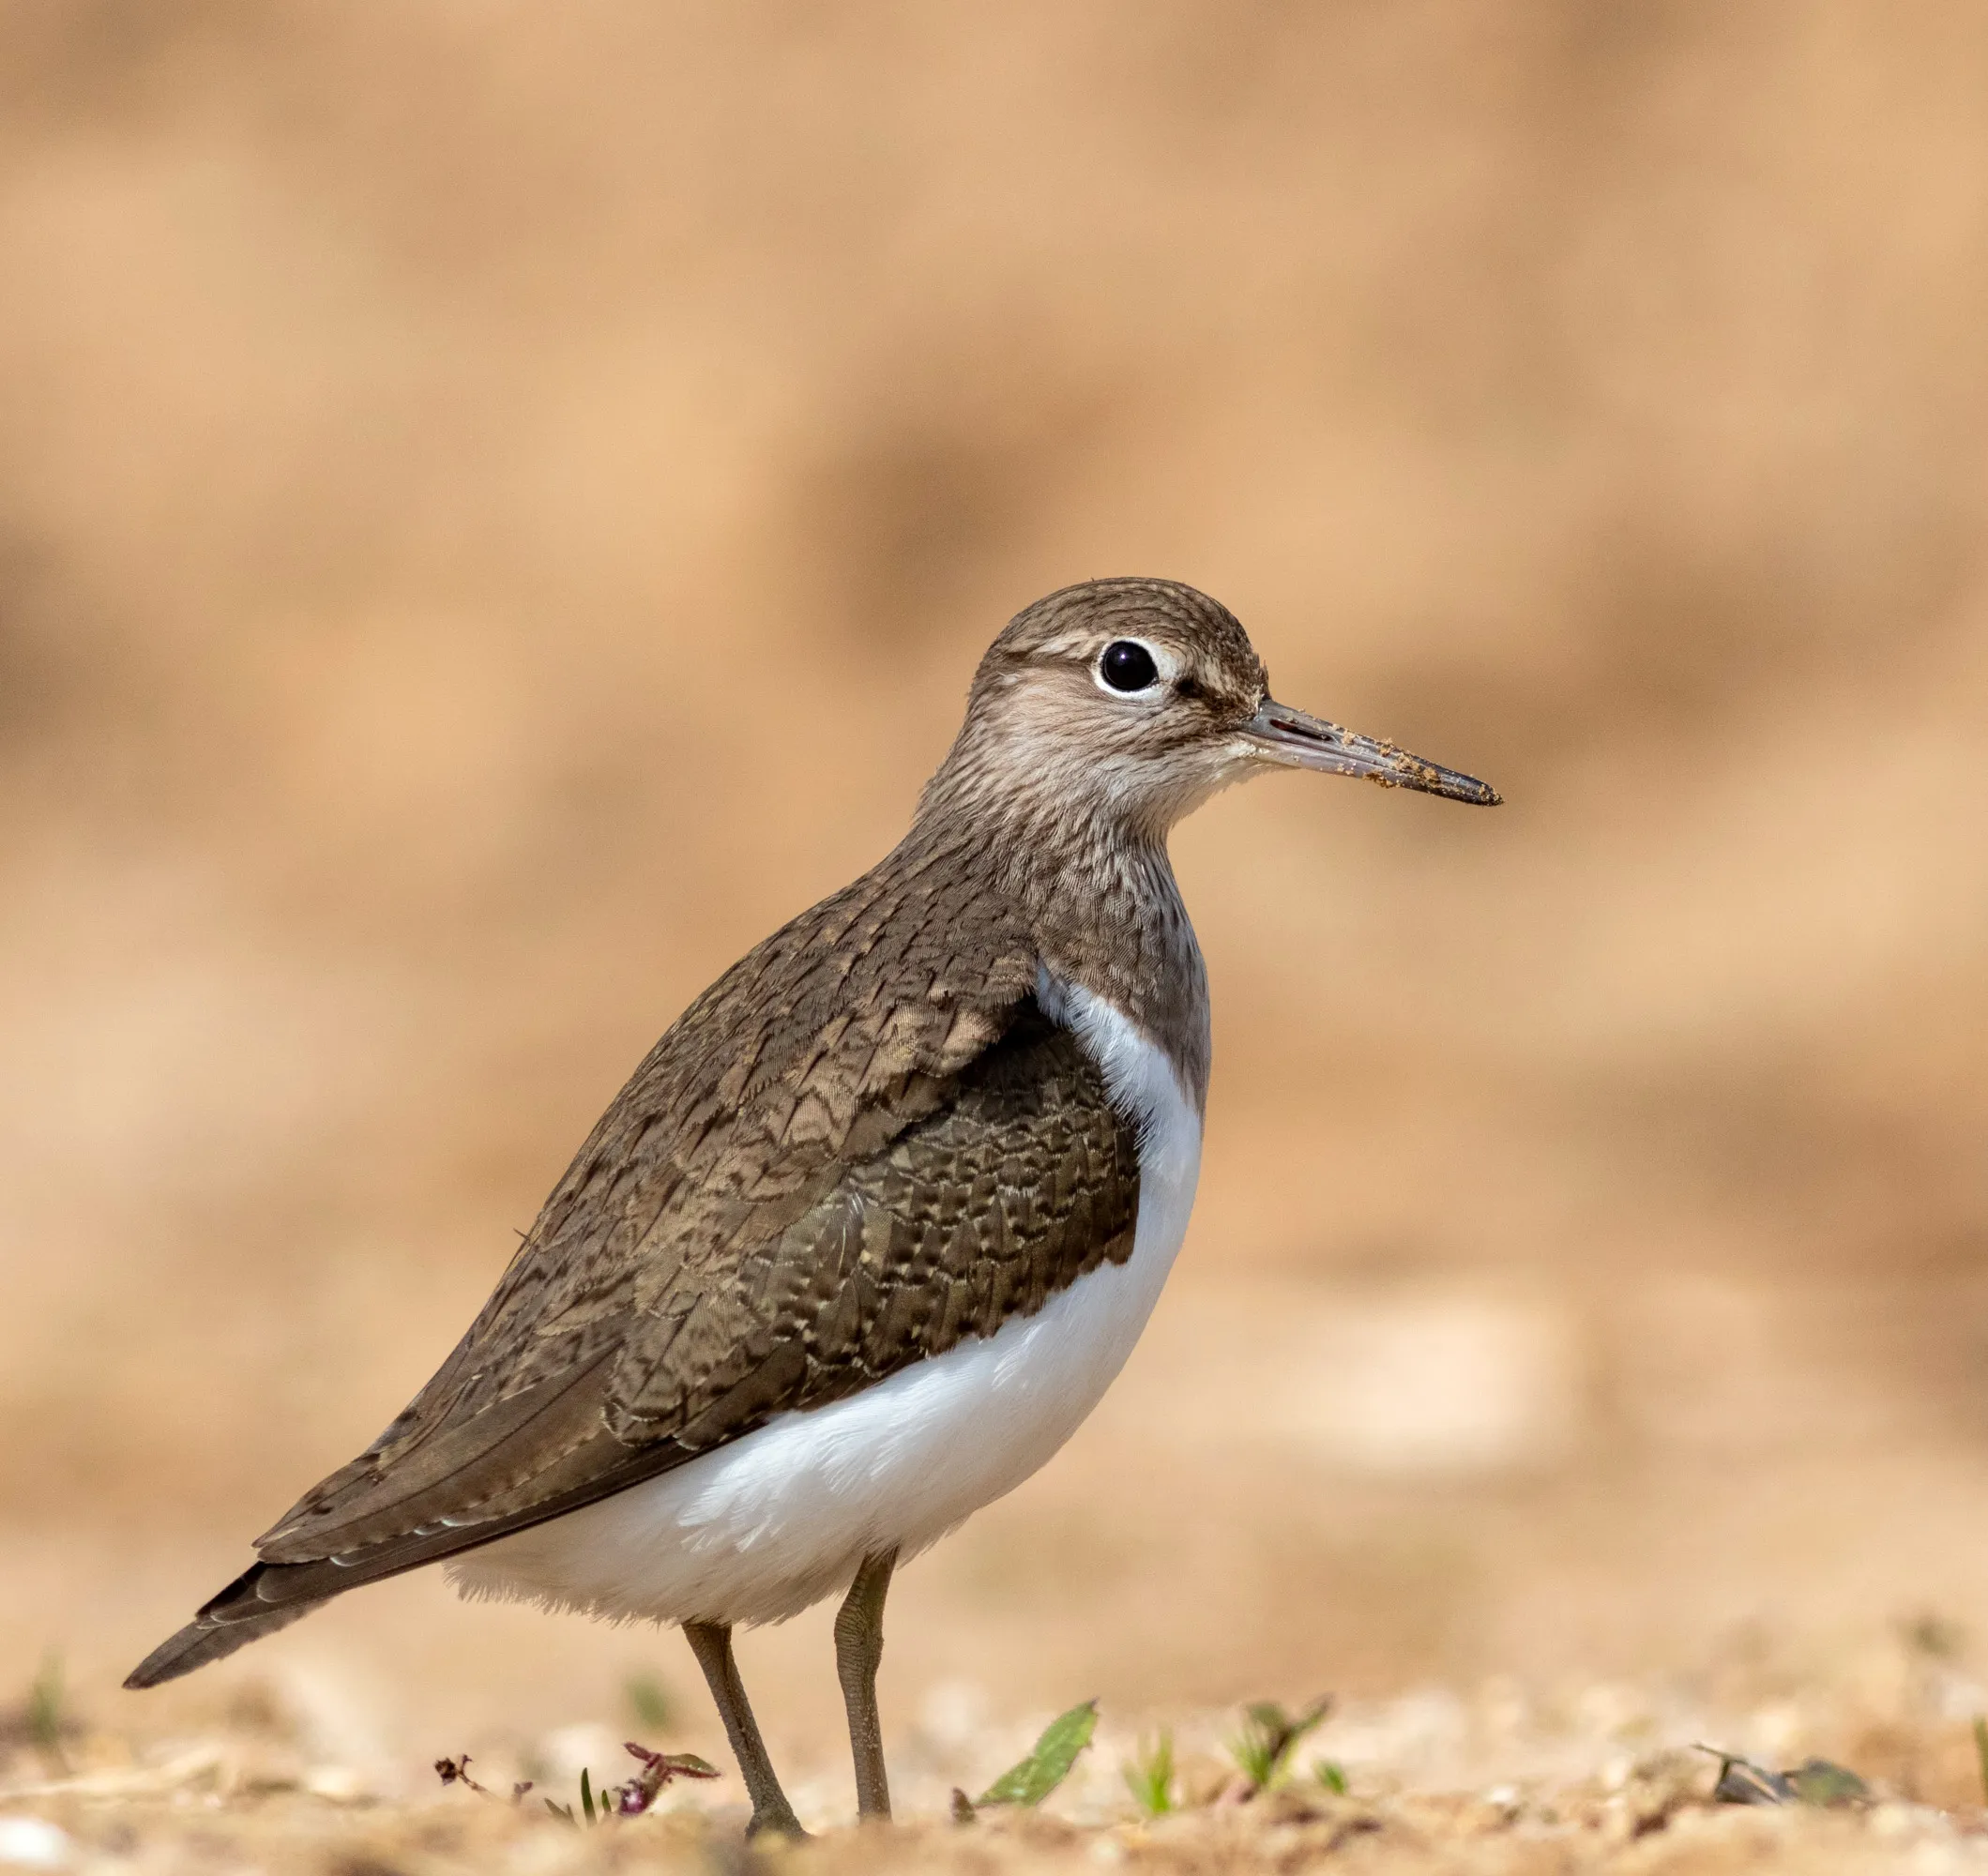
left=129, top=849, right=1141, bottom=1688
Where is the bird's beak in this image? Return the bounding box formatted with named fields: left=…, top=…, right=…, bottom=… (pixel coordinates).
left=1241, top=699, right=1502, bottom=806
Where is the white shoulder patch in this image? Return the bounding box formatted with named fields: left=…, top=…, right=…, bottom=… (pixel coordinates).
left=1033, top=965, right=1197, bottom=1152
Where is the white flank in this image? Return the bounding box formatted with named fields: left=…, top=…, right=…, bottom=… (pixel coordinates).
left=449, top=976, right=1202, bottom=1626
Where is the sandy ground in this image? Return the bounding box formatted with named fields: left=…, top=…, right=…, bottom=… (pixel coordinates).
left=3, top=4, right=1988, bottom=1870
left=12, top=1626, right=1988, bottom=1871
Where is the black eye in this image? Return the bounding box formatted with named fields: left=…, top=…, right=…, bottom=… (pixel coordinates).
left=1099, top=640, right=1159, bottom=692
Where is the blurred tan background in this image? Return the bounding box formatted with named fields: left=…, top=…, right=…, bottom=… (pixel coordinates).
left=2, top=0, right=1986, bottom=1791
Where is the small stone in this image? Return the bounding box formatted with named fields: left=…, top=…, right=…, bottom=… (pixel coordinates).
left=304, top=1763, right=367, bottom=1800
left=1873, top=1802, right=1950, bottom=1840
left=0, top=1819, right=71, bottom=1871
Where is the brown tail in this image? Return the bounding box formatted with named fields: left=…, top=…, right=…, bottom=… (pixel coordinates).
left=123, top=1566, right=329, bottom=1689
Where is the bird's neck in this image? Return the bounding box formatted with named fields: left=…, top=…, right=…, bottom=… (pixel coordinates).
left=902, top=793, right=1212, bottom=1111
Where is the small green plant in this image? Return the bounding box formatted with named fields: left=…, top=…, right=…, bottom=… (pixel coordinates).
left=953, top=1700, right=1099, bottom=1822
left=24, top=1656, right=68, bottom=1774
left=1315, top=1760, right=1349, bottom=1795
left=1903, top=1611, right=1965, bottom=1658
left=1783, top=1760, right=1871, bottom=1808
left=1122, top=1729, right=1176, bottom=1818
left=626, top=1672, right=672, bottom=1731
left=543, top=1766, right=601, bottom=1827
left=1228, top=1696, right=1332, bottom=1793
left=1697, top=1744, right=1870, bottom=1809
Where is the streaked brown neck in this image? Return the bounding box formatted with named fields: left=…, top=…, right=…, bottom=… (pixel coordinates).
left=901, top=741, right=1212, bottom=1110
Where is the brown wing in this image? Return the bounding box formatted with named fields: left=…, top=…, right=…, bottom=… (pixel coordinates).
left=260, top=1002, right=1137, bottom=1566
left=127, top=842, right=1140, bottom=1687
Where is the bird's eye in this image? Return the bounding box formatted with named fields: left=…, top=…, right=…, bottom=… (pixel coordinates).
left=1098, top=640, right=1159, bottom=693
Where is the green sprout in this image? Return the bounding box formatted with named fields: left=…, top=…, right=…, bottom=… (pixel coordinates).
left=1122, top=1729, right=1176, bottom=1818
left=542, top=1765, right=599, bottom=1827
left=24, top=1656, right=68, bottom=1774
left=626, top=1672, right=672, bottom=1732
left=1228, top=1696, right=1332, bottom=1793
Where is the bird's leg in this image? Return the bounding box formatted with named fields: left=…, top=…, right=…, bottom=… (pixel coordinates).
left=682, top=1619, right=805, bottom=1839
left=833, top=1548, right=898, bottom=1822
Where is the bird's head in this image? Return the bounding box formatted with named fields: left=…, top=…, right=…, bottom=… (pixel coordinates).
left=920, top=577, right=1499, bottom=844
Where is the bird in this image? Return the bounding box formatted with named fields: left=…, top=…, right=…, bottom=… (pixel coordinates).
left=126, top=577, right=1498, bottom=1835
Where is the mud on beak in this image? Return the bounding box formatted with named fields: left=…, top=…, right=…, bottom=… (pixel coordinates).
left=1243, top=700, right=1501, bottom=806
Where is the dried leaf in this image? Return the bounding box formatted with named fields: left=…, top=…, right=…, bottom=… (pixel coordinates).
left=1707, top=1752, right=1793, bottom=1806
left=1699, top=1745, right=1869, bottom=1808
left=434, top=1755, right=493, bottom=1797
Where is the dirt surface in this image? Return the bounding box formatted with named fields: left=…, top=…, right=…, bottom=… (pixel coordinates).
left=3, top=4, right=1988, bottom=1873
left=11, top=1633, right=1988, bottom=1873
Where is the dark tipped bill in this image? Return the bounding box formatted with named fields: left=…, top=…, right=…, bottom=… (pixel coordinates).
left=1244, top=700, right=1501, bottom=806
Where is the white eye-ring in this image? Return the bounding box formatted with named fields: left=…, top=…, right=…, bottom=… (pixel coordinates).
left=1094, top=638, right=1171, bottom=697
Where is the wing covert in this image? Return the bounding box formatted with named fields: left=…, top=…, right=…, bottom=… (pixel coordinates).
left=250, top=998, right=1137, bottom=1597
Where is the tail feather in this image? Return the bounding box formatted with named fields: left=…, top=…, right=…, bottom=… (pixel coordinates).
left=127, top=1437, right=687, bottom=1691
left=124, top=1566, right=330, bottom=1690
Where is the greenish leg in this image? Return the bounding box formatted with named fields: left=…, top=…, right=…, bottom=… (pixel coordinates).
left=682, top=1619, right=806, bottom=1839
left=833, top=1549, right=898, bottom=1822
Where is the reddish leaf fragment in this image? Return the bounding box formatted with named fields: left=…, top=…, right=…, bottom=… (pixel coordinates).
left=613, top=1739, right=721, bottom=1816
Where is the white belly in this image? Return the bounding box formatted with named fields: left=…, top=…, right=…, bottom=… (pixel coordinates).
left=448, top=983, right=1202, bottom=1626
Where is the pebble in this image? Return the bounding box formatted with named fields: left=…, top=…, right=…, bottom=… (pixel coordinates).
left=0, top=1819, right=71, bottom=1871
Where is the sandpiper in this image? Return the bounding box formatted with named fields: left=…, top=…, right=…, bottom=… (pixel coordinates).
left=128, top=578, right=1497, bottom=1833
